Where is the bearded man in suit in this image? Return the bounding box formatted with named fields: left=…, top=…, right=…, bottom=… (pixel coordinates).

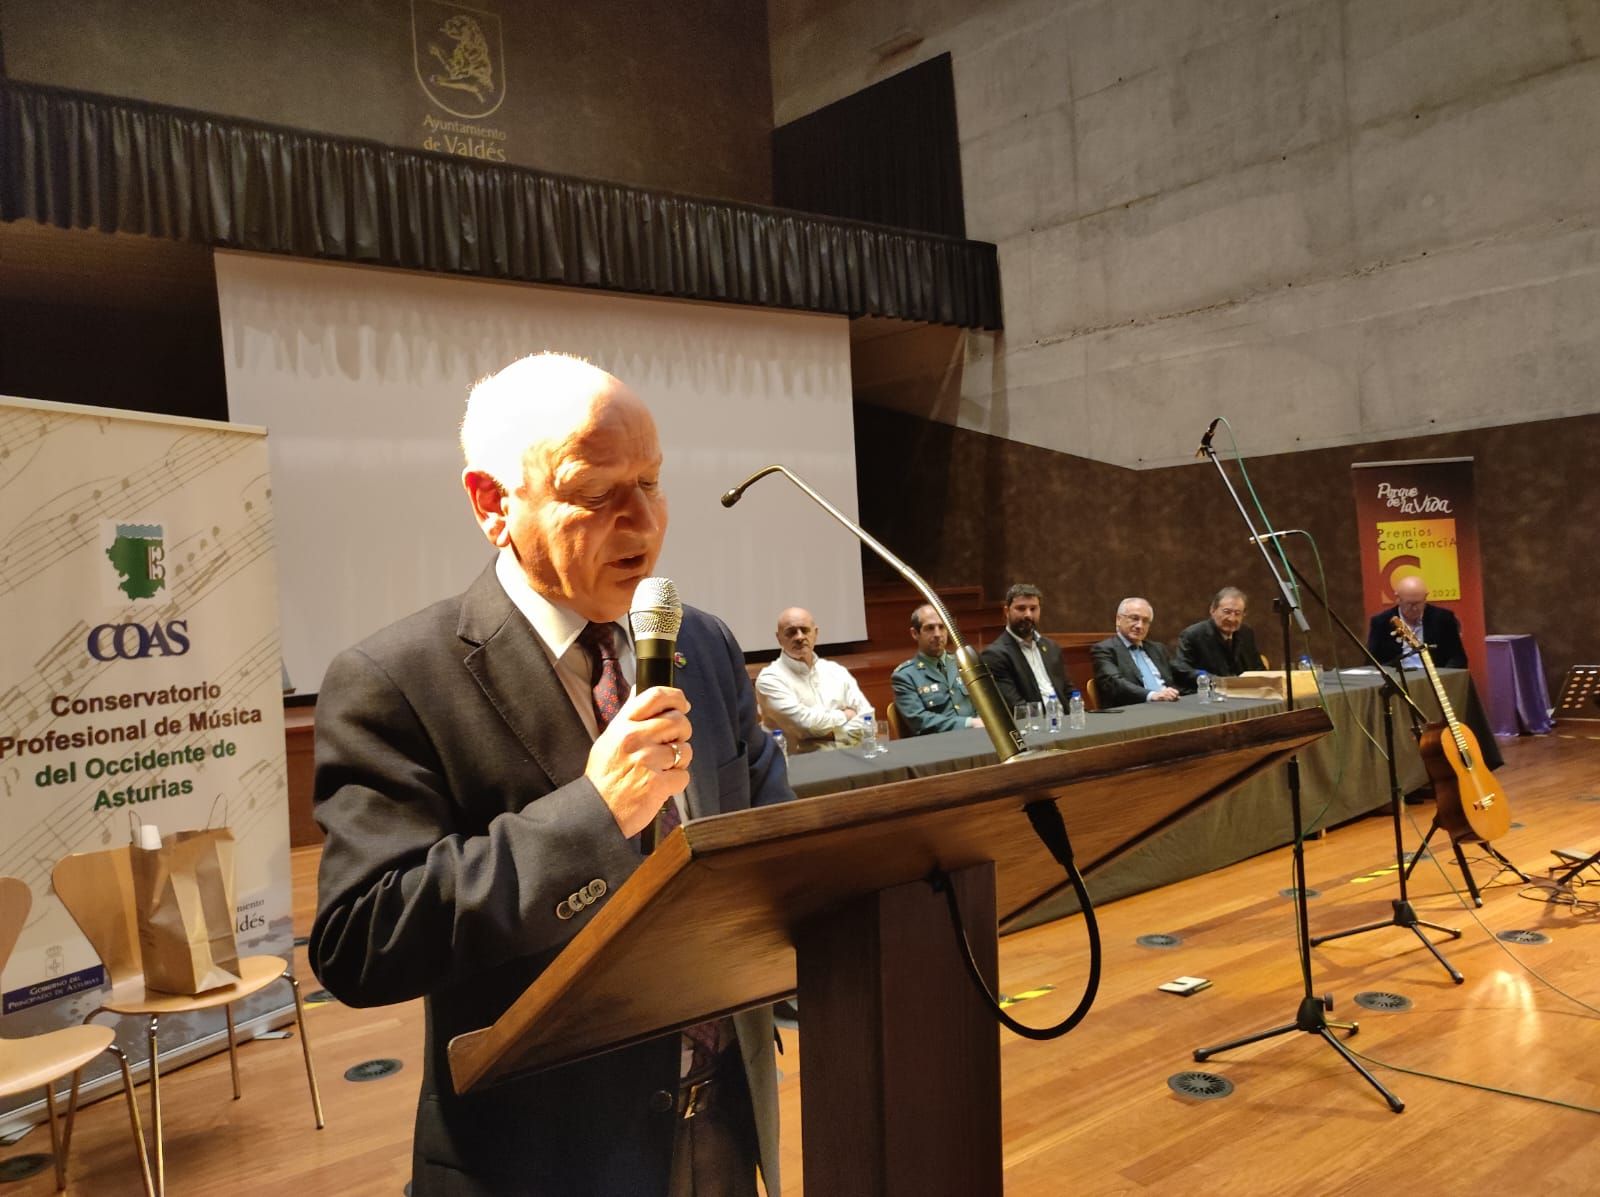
left=310, top=353, right=791, bottom=1197
left=1090, top=597, right=1182, bottom=707
left=980, top=584, right=1074, bottom=711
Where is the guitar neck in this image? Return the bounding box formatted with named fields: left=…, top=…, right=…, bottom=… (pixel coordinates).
left=1417, top=647, right=1470, bottom=755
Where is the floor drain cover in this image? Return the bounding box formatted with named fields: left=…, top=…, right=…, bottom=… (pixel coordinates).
left=1168, top=1071, right=1234, bottom=1100
left=1497, top=929, right=1551, bottom=945
left=345, top=1058, right=404, bottom=1082
left=0, top=1155, right=51, bottom=1181
left=1137, top=933, right=1183, bottom=949
left=1354, top=991, right=1414, bottom=1012
left=1280, top=887, right=1321, bottom=899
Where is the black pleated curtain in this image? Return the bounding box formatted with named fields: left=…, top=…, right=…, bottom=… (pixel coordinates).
left=0, top=79, right=1001, bottom=330
left=773, top=53, right=966, bottom=239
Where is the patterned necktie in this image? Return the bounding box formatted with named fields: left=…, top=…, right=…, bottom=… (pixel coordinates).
left=578, top=624, right=722, bottom=1076
left=577, top=621, right=626, bottom=730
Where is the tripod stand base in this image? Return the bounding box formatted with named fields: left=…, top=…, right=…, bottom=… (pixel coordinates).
left=1404, top=819, right=1531, bottom=907
left=1193, top=995, right=1405, bottom=1113
left=1310, top=899, right=1465, bottom=984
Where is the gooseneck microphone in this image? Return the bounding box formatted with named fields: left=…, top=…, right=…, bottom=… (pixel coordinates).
left=1194, top=417, right=1222, bottom=459
left=721, top=465, right=1026, bottom=762
left=629, top=577, right=682, bottom=694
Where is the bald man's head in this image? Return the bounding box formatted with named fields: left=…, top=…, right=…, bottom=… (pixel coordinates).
left=1395, top=575, right=1429, bottom=624
left=461, top=353, right=667, bottom=622
left=776, top=607, right=819, bottom=664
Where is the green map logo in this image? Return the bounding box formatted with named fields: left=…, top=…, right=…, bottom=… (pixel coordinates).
left=105, top=524, right=166, bottom=600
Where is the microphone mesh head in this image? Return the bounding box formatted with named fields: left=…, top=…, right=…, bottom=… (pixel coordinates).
left=629, top=577, right=682, bottom=638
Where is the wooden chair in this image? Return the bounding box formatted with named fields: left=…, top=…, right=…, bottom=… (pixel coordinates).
left=0, top=878, right=153, bottom=1195
left=1083, top=677, right=1102, bottom=712
left=886, top=699, right=909, bottom=740
left=51, top=849, right=324, bottom=1196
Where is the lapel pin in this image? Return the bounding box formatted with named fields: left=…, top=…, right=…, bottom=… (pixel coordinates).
left=673, top=651, right=688, bottom=669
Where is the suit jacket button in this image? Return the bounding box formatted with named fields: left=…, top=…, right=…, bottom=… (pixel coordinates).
left=555, top=899, right=575, bottom=920
left=648, top=1089, right=674, bottom=1114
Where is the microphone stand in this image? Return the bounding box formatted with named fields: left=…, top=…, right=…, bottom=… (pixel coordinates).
left=1283, top=559, right=1465, bottom=984
left=721, top=465, right=1026, bottom=762
left=1190, top=438, right=1404, bottom=1113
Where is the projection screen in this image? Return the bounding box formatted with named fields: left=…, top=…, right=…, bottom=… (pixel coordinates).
left=215, top=251, right=866, bottom=693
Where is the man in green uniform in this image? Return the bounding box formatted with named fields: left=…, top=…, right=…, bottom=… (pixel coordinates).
left=891, top=604, right=986, bottom=736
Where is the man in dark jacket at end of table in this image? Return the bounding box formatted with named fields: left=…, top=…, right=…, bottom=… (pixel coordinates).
left=1173, top=587, right=1261, bottom=685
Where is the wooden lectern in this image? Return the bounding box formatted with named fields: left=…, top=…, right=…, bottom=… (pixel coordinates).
left=449, top=708, right=1330, bottom=1196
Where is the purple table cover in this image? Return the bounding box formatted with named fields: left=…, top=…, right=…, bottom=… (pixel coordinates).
left=1484, top=634, right=1553, bottom=736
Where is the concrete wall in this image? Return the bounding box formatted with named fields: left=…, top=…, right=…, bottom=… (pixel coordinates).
left=774, top=0, right=1600, bottom=466
left=3, top=0, right=774, bottom=203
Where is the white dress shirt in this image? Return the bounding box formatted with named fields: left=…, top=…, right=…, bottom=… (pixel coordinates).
left=754, top=652, right=872, bottom=750
left=1007, top=627, right=1059, bottom=703
left=494, top=551, right=635, bottom=738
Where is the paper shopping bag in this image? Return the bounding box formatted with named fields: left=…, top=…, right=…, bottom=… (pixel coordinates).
left=131, top=827, right=243, bottom=994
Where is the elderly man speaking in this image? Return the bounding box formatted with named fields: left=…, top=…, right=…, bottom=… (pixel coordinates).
left=310, top=354, right=791, bottom=1197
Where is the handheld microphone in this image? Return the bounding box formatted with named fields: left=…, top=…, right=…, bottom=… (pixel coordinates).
left=722, top=464, right=1027, bottom=762
left=629, top=577, right=681, bottom=694
left=1195, top=417, right=1222, bottom=459
left=630, top=578, right=682, bottom=855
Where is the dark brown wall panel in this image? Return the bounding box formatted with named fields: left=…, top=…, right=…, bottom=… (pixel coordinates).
left=855, top=404, right=1600, bottom=697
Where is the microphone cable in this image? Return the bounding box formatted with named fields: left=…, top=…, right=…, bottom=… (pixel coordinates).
left=932, top=798, right=1102, bottom=1040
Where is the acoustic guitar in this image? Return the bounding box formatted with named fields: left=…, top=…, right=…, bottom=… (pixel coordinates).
left=1391, top=616, right=1510, bottom=842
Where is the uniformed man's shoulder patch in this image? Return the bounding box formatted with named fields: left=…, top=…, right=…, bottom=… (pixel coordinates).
left=892, top=658, right=916, bottom=674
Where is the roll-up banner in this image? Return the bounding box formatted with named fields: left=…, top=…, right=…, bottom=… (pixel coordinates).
left=1350, top=457, right=1489, bottom=703
left=0, top=396, right=292, bottom=1129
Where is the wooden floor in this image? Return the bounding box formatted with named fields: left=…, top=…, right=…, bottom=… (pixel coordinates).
left=7, top=733, right=1600, bottom=1196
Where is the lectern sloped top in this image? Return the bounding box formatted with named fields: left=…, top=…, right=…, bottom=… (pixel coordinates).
left=449, top=707, right=1330, bottom=1094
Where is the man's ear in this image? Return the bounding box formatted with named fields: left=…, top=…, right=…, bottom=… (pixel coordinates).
left=463, top=469, right=511, bottom=548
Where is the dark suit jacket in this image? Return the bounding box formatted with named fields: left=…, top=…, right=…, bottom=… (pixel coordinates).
left=310, top=563, right=791, bottom=1196
left=1366, top=605, right=1467, bottom=669
left=1172, top=619, right=1261, bottom=683
left=981, top=631, right=1074, bottom=710
left=1090, top=635, right=1180, bottom=708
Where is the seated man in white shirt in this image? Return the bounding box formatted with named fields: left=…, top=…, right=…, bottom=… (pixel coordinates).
left=754, top=607, right=873, bottom=752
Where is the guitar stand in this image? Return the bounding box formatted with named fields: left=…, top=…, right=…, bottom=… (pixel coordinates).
left=1310, top=683, right=1464, bottom=984
left=1555, top=850, right=1600, bottom=886
left=1403, top=818, right=1531, bottom=908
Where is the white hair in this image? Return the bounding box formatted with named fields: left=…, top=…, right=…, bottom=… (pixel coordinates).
left=1117, top=597, right=1153, bottom=618
left=459, top=352, right=615, bottom=490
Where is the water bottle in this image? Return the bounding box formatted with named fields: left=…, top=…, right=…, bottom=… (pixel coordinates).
left=771, top=728, right=787, bottom=759
left=1195, top=671, right=1212, bottom=704
left=1068, top=690, right=1087, bottom=730
left=1046, top=695, right=1062, bottom=734
left=861, top=713, right=880, bottom=757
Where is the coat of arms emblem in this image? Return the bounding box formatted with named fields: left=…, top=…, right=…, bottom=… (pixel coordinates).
left=412, top=0, right=506, bottom=119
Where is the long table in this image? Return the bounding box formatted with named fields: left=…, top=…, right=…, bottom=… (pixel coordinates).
left=784, top=669, right=1499, bottom=932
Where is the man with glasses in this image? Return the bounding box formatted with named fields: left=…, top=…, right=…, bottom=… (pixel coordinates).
left=1173, top=587, right=1260, bottom=683
left=1091, top=597, right=1182, bottom=707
